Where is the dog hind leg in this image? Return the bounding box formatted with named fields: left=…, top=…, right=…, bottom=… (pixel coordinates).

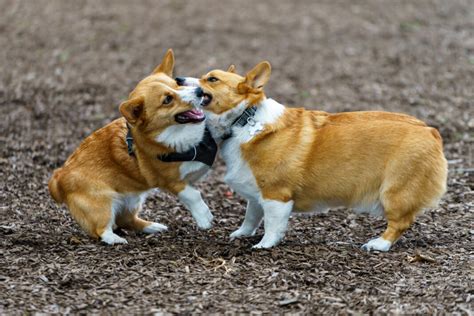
left=67, top=193, right=128, bottom=245
left=253, top=199, right=294, bottom=249
left=116, top=204, right=168, bottom=234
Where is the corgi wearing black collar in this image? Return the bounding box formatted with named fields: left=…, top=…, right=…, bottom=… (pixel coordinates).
left=178, top=62, right=447, bottom=251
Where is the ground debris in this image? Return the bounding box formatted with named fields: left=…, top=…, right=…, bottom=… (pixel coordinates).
left=1, top=0, right=472, bottom=314
left=407, top=251, right=438, bottom=264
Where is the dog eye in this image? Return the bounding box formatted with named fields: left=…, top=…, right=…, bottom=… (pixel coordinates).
left=207, top=77, right=219, bottom=83
left=163, top=95, right=173, bottom=105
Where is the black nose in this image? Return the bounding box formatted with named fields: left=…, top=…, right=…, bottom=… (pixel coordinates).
left=175, top=77, right=185, bottom=86
left=195, top=87, right=204, bottom=98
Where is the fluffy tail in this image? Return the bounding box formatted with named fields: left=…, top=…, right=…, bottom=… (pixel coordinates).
left=48, top=169, right=64, bottom=203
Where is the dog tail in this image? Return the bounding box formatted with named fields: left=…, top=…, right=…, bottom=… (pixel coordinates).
left=48, top=169, right=64, bottom=203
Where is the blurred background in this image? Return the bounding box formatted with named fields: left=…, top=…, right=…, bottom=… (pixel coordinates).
left=1, top=0, right=473, bottom=314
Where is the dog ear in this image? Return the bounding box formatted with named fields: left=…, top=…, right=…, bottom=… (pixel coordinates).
left=152, top=49, right=175, bottom=76
left=238, top=61, right=271, bottom=93
left=242, top=61, right=271, bottom=91
left=227, top=64, right=236, bottom=73
left=120, top=96, right=145, bottom=125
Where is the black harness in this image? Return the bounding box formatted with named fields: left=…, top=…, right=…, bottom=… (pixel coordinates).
left=126, top=125, right=218, bottom=167
left=221, top=106, right=258, bottom=141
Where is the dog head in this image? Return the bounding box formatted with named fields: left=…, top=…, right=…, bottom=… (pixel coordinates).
left=177, top=62, right=272, bottom=114
left=120, top=83, right=204, bottom=128
left=120, top=50, right=205, bottom=151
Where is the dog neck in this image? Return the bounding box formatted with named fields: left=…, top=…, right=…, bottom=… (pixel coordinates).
left=156, top=122, right=206, bottom=152
left=205, top=97, right=285, bottom=142
left=126, top=125, right=172, bottom=160
left=204, top=100, right=249, bottom=141
left=126, top=122, right=217, bottom=167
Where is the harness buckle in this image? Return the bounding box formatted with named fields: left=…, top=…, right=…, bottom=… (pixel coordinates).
left=247, top=116, right=256, bottom=126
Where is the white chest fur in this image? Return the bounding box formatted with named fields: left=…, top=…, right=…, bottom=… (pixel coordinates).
left=156, top=122, right=205, bottom=152
left=221, top=137, right=259, bottom=200
left=156, top=121, right=209, bottom=183
left=220, top=99, right=285, bottom=201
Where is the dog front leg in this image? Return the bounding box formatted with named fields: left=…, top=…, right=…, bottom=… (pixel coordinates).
left=253, top=199, right=294, bottom=249
left=230, top=199, right=263, bottom=239
left=177, top=185, right=213, bottom=229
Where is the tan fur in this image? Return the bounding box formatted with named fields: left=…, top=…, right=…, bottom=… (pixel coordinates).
left=198, top=62, right=447, bottom=246
left=48, top=50, right=198, bottom=240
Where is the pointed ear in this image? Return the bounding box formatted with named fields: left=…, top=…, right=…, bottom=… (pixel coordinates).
left=227, top=64, right=236, bottom=73
left=152, top=49, right=175, bottom=76
left=244, top=61, right=271, bottom=90
left=119, top=96, right=145, bottom=124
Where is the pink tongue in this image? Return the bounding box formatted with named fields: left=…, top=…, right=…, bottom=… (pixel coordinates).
left=185, top=109, right=204, bottom=119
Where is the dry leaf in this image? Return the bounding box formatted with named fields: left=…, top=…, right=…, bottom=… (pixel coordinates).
left=408, top=252, right=437, bottom=264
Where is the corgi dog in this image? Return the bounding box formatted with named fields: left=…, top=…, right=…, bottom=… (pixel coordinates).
left=176, top=62, right=447, bottom=251
left=48, top=50, right=216, bottom=244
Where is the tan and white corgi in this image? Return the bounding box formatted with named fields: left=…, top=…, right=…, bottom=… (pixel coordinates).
left=48, top=50, right=216, bottom=244
left=177, top=62, right=447, bottom=251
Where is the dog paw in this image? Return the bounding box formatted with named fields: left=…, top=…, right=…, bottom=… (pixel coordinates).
left=252, top=242, right=273, bottom=249
left=230, top=228, right=255, bottom=240
left=361, top=237, right=392, bottom=252
left=143, top=222, right=168, bottom=234
left=101, top=231, right=128, bottom=245
left=252, top=238, right=280, bottom=249
left=192, top=209, right=213, bottom=230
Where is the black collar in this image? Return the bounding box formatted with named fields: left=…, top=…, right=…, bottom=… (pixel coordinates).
left=221, top=106, right=258, bottom=140
left=126, top=124, right=218, bottom=167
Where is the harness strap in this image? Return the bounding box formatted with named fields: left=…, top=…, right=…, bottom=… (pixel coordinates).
left=125, top=124, right=217, bottom=167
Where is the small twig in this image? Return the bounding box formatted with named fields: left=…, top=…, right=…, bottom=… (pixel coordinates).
left=193, top=248, right=234, bottom=274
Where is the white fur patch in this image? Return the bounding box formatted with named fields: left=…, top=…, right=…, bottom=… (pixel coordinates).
left=252, top=99, right=285, bottom=128
left=143, top=222, right=168, bottom=234
left=102, top=191, right=168, bottom=242
left=180, top=77, right=200, bottom=87
left=304, top=201, right=333, bottom=214
left=204, top=101, right=248, bottom=140
left=100, top=191, right=151, bottom=244
left=101, top=230, right=128, bottom=244
left=179, top=161, right=210, bottom=182
left=177, top=185, right=213, bottom=229
left=156, top=121, right=205, bottom=152
left=176, top=86, right=202, bottom=105
left=353, top=200, right=385, bottom=217
left=229, top=199, right=264, bottom=239
left=229, top=98, right=285, bottom=143
left=110, top=191, right=150, bottom=229
left=253, top=199, right=294, bottom=249
left=221, top=136, right=259, bottom=200
left=361, top=237, right=392, bottom=252
left=121, top=192, right=149, bottom=211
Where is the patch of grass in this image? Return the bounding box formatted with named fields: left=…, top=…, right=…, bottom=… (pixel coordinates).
left=299, top=90, right=312, bottom=99
left=468, top=56, right=474, bottom=65
left=399, top=20, right=424, bottom=32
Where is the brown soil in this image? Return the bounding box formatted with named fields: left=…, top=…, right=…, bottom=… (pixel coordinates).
left=1, top=0, right=473, bottom=314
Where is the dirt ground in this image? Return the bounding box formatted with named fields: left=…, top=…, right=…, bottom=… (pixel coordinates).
left=1, top=0, right=473, bottom=314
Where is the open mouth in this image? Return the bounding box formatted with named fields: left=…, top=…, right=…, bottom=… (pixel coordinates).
left=175, top=108, right=205, bottom=124
left=200, top=93, right=212, bottom=106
